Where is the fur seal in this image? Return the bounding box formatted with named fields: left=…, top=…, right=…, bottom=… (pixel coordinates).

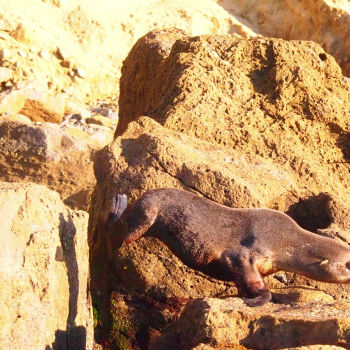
left=106, top=188, right=350, bottom=306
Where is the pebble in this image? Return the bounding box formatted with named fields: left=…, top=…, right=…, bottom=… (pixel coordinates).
left=18, top=50, right=27, bottom=58
left=86, top=115, right=117, bottom=128
left=56, top=46, right=68, bottom=60
left=90, top=107, right=118, bottom=119
left=61, top=59, right=73, bottom=68
left=70, top=114, right=82, bottom=121
left=75, top=68, right=87, bottom=79
left=0, top=67, right=12, bottom=82
left=22, top=68, right=30, bottom=77
left=39, top=49, right=51, bottom=61
left=0, top=48, right=11, bottom=60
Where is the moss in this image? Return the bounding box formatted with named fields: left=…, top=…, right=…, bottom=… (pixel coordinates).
left=92, top=295, right=103, bottom=328
left=109, top=315, right=131, bottom=350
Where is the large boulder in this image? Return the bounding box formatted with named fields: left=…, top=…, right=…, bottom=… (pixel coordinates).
left=151, top=297, right=350, bottom=350
left=220, top=0, right=350, bottom=76
left=117, top=32, right=350, bottom=176
left=0, top=119, right=113, bottom=211
left=117, top=30, right=350, bottom=235
left=0, top=182, right=93, bottom=350
left=91, top=117, right=350, bottom=349
left=91, top=29, right=350, bottom=349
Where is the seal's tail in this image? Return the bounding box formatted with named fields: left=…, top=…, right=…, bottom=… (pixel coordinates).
left=107, top=193, right=128, bottom=224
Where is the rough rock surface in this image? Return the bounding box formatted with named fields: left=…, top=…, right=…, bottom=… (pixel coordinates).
left=117, top=31, right=350, bottom=235
left=0, top=0, right=254, bottom=104
left=150, top=297, right=350, bottom=350
left=91, top=30, right=350, bottom=349
left=1, top=0, right=349, bottom=105
left=0, top=119, right=112, bottom=211
left=0, top=182, right=93, bottom=350
left=0, top=1, right=350, bottom=349
left=20, top=88, right=66, bottom=123
left=91, top=116, right=350, bottom=349
left=219, top=0, right=350, bottom=76
left=118, top=31, right=350, bottom=163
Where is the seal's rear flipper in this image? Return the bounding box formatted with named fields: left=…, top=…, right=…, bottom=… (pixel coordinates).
left=107, top=194, right=128, bottom=224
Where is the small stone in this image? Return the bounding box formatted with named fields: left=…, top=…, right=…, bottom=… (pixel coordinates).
left=20, top=89, right=66, bottom=123
left=75, top=68, right=87, bottom=79
left=39, top=49, right=51, bottom=61
left=65, top=98, right=91, bottom=118
left=90, top=107, right=119, bottom=119
left=0, top=89, right=26, bottom=115
left=18, top=50, right=26, bottom=58
left=61, top=59, right=73, bottom=68
left=0, top=48, right=11, bottom=60
left=70, top=114, right=82, bottom=121
left=86, top=115, right=118, bottom=128
left=0, top=67, right=12, bottom=82
left=11, top=23, right=38, bottom=45
left=56, top=46, right=66, bottom=60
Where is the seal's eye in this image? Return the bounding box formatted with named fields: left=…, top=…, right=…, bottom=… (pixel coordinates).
left=346, top=262, right=350, bottom=271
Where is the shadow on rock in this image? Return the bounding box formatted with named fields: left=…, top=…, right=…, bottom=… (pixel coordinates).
left=336, top=132, right=350, bottom=162
left=286, top=192, right=333, bottom=232
left=45, top=213, right=87, bottom=350
left=248, top=40, right=278, bottom=101
left=45, top=327, right=86, bottom=350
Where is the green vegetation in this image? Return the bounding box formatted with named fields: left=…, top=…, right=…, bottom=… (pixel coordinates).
left=109, top=315, right=131, bottom=350
left=92, top=295, right=103, bottom=328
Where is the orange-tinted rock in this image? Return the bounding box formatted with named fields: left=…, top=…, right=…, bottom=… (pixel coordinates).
left=117, top=30, right=350, bottom=229
left=20, top=89, right=66, bottom=123
left=220, top=0, right=350, bottom=76
left=118, top=31, right=350, bottom=152
left=91, top=117, right=350, bottom=349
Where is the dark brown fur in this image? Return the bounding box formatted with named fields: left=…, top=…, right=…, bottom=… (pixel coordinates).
left=107, top=188, right=350, bottom=306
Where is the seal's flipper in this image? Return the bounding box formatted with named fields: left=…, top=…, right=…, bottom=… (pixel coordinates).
left=123, top=202, right=158, bottom=244
left=243, top=290, right=272, bottom=307
left=107, top=194, right=128, bottom=223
